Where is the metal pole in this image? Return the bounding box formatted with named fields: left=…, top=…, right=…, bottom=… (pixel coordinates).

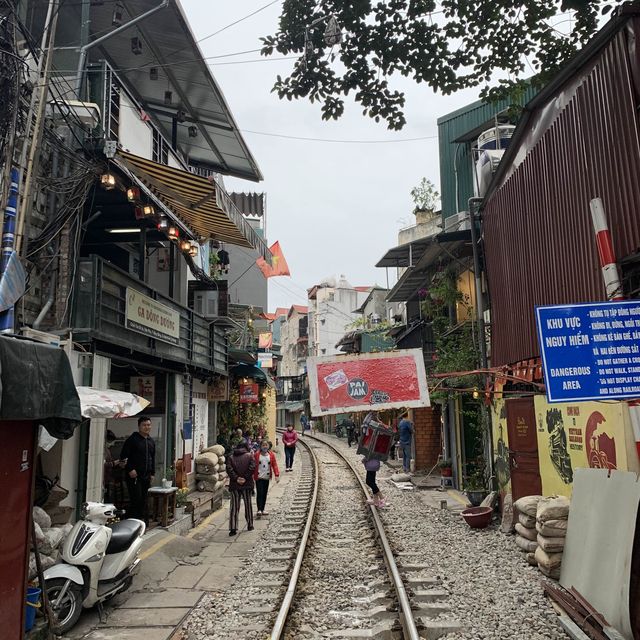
left=74, top=0, right=169, bottom=98
left=0, top=169, right=19, bottom=333
left=468, top=197, right=487, bottom=370
left=139, top=227, right=146, bottom=282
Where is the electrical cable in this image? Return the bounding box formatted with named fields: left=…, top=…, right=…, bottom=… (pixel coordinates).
left=196, top=0, right=281, bottom=44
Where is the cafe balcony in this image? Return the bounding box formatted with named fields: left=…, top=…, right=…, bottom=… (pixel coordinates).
left=72, top=256, right=227, bottom=376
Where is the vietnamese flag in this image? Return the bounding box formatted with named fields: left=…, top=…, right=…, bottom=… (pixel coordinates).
left=256, top=241, right=290, bottom=278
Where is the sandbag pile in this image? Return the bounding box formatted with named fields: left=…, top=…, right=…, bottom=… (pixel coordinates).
left=195, top=445, right=228, bottom=493
left=534, top=496, right=570, bottom=580
left=513, top=495, right=543, bottom=565
left=29, top=506, right=73, bottom=580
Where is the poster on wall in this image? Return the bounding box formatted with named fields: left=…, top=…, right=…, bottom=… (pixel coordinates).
left=239, top=383, right=259, bottom=403
left=130, top=376, right=155, bottom=407
left=534, top=396, right=632, bottom=496
left=192, top=384, right=208, bottom=454
left=491, top=400, right=512, bottom=496
left=208, top=377, right=229, bottom=401
left=258, top=352, right=273, bottom=368
left=307, top=349, right=430, bottom=417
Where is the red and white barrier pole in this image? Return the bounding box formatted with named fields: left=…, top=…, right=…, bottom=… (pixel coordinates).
left=591, top=198, right=640, bottom=461
left=590, top=198, right=624, bottom=300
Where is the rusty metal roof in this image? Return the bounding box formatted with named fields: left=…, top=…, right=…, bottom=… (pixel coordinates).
left=483, top=9, right=640, bottom=367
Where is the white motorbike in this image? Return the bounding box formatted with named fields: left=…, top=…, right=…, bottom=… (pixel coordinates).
left=43, top=502, right=145, bottom=633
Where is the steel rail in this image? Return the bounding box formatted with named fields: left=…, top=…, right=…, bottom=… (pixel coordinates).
left=307, top=433, right=421, bottom=640
left=269, top=434, right=319, bottom=640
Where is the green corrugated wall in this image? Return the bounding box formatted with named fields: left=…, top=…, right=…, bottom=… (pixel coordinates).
left=437, top=88, right=538, bottom=219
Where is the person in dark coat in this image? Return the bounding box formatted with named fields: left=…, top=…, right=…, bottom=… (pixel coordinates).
left=226, top=441, right=256, bottom=536
left=120, top=416, right=155, bottom=524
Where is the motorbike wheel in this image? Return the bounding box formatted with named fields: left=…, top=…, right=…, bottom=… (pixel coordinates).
left=45, top=577, right=84, bottom=634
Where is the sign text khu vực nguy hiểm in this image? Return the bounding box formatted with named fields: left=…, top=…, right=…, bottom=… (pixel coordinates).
left=536, top=300, right=640, bottom=402
left=125, top=287, right=180, bottom=345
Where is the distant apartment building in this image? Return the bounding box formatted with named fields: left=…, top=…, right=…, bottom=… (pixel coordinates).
left=308, top=276, right=371, bottom=357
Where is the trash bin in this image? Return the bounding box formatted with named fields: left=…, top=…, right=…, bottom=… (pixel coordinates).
left=25, top=587, right=41, bottom=631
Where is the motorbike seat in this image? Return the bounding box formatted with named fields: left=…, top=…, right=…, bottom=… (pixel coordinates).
left=106, top=520, right=144, bottom=555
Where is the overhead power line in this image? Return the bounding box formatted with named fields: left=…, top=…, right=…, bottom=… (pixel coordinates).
left=197, top=0, right=281, bottom=44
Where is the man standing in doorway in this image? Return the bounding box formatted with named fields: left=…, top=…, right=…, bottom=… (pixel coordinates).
left=120, top=416, right=155, bottom=524
left=398, top=412, right=414, bottom=474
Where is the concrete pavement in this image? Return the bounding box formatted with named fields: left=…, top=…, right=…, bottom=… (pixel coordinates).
left=65, top=468, right=295, bottom=640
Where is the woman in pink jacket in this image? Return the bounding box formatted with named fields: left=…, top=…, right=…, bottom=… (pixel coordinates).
left=282, top=424, right=299, bottom=471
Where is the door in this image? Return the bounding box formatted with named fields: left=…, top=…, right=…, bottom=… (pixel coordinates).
left=0, top=420, right=35, bottom=638
left=506, top=398, right=543, bottom=502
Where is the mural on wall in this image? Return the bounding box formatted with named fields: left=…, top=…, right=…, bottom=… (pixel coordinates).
left=545, top=408, right=573, bottom=484
left=535, top=397, right=628, bottom=496
left=491, top=400, right=511, bottom=493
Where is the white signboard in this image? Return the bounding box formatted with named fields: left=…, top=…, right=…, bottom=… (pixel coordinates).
left=126, top=287, right=180, bottom=345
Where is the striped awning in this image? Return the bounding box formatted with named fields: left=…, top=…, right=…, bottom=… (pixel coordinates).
left=113, top=151, right=271, bottom=261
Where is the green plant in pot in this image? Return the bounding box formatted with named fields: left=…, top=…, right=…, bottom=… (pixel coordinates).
left=464, top=468, right=488, bottom=507
left=437, top=459, right=453, bottom=477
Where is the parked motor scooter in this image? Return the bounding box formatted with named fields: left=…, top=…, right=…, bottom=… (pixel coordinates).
left=43, top=501, right=145, bottom=633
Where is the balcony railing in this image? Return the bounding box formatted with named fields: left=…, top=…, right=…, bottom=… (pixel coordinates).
left=72, top=256, right=227, bottom=375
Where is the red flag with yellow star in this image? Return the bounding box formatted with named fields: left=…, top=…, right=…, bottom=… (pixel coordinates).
left=256, top=241, right=290, bottom=278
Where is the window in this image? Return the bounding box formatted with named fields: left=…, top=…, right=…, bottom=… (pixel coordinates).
left=152, top=128, right=169, bottom=165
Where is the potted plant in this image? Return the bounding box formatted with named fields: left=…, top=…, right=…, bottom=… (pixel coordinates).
left=464, top=468, right=488, bottom=507
left=438, top=459, right=453, bottom=477
left=162, top=466, right=175, bottom=489
left=175, top=488, right=189, bottom=518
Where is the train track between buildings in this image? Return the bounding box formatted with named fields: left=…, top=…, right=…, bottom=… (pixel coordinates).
left=270, top=431, right=423, bottom=640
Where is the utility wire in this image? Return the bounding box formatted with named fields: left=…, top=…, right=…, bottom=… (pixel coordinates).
left=197, top=0, right=281, bottom=44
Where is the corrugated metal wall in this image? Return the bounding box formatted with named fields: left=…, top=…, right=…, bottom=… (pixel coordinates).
left=483, top=20, right=640, bottom=367
left=437, top=88, right=537, bottom=219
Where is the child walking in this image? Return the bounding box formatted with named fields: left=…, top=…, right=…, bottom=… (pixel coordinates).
left=254, top=440, right=280, bottom=517
left=363, top=456, right=387, bottom=508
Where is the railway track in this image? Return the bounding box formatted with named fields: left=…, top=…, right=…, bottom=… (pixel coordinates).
left=267, top=433, right=456, bottom=640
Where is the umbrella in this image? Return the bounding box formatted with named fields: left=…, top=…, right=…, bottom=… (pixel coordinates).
left=76, top=387, right=150, bottom=419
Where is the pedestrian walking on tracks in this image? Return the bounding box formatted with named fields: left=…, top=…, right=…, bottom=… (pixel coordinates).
left=282, top=424, right=298, bottom=471
left=362, top=456, right=387, bottom=508
left=398, top=413, right=414, bottom=473
left=226, top=441, right=256, bottom=536
left=254, top=440, right=280, bottom=517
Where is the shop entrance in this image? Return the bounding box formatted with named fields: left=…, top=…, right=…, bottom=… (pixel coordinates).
left=506, top=398, right=543, bottom=502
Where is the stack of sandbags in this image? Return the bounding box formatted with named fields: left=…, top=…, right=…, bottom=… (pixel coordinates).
left=513, top=495, right=543, bottom=565
left=534, top=495, right=570, bottom=580
left=195, top=445, right=228, bottom=493
left=29, top=506, right=73, bottom=579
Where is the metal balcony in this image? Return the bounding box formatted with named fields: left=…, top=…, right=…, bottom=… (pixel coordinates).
left=72, top=256, right=227, bottom=375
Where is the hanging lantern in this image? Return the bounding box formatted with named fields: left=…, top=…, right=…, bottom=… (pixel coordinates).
left=180, top=239, right=191, bottom=252
left=100, top=174, right=116, bottom=190
left=142, top=204, right=155, bottom=216
left=126, top=186, right=140, bottom=202
left=188, top=242, right=198, bottom=257
left=157, top=215, right=168, bottom=230
left=167, top=226, right=179, bottom=240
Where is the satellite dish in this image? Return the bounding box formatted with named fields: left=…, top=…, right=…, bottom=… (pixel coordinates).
left=324, top=15, right=342, bottom=46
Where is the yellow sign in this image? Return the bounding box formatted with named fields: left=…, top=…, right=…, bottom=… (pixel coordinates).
left=534, top=397, right=632, bottom=497
left=125, top=288, right=180, bottom=345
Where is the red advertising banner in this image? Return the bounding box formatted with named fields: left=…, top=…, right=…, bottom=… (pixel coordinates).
left=307, top=349, right=430, bottom=416
left=239, top=383, right=259, bottom=403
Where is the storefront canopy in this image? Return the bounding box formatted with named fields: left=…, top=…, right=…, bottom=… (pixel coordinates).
left=0, top=337, right=81, bottom=439
left=230, top=363, right=276, bottom=388
left=113, top=151, right=272, bottom=261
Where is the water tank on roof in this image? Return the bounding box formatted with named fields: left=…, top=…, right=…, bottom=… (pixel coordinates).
left=474, top=125, right=515, bottom=197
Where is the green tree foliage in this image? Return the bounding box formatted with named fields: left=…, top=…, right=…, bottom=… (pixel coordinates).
left=262, top=0, right=612, bottom=129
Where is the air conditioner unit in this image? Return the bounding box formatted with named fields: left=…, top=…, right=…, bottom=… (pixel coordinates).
left=444, top=211, right=470, bottom=233
left=22, top=328, right=60, bottom=347
left=193, top=289, right=219, bottom=318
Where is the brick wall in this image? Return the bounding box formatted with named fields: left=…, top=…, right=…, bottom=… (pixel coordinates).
left=411, top=405, right=442, bottom=471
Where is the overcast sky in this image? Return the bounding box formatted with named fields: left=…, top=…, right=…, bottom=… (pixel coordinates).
left=182, top=1, right=484, bottom=311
